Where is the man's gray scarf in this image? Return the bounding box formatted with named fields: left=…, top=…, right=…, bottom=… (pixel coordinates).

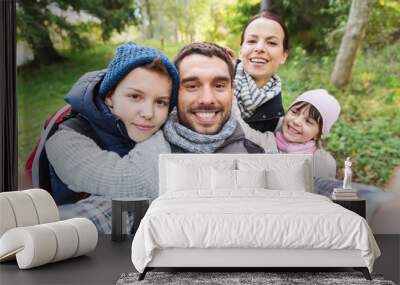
left=234, top=61, right=281, bottom=119
left=163, top=111, right=237, bottom=153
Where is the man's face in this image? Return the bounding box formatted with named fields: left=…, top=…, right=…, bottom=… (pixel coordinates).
left=177, top=54, right=233, bottom=135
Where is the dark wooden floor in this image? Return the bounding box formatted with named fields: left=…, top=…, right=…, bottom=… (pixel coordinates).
left=0, top=235, right=398, bottom=284
left=373, top=234, right=400, bottom=284
left=0, top=235, right=134, bottom=285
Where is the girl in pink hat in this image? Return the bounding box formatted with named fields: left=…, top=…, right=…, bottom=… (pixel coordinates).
left=234, top=88, right=341, bottom=178
left=235, top=88, right=391, bottom=223
left=276, top=89, right=340, bottom=154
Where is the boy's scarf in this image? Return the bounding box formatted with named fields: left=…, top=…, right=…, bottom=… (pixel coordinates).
left=234, top=62, right=281, bottom=119
left=163, top=111, right=237, bottom=153
left=275, top=131, right=317, bottom=154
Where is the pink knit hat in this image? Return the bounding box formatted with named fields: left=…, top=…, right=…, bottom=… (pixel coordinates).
left=289, top=89, right=341, bottom=135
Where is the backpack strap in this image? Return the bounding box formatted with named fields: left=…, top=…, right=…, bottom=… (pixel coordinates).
left=61, top=115, right=102, bottom=147
left=32, top=105, right=72, bottom=188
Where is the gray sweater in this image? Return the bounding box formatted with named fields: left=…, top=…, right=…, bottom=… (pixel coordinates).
left=46, top=127, right=172, bottom=234
left=46, top=127, right=171, bottom=199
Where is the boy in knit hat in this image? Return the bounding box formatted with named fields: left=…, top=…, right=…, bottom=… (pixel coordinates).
left=45, top=42, right=179, bottom=233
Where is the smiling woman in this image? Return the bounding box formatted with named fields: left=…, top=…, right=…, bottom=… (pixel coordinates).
left=235, top=11, right=289, bottom=133
left=239, top=17, right=288, bottom=87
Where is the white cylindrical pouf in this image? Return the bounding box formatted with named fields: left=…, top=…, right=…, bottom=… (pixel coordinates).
left=0, top=196, right=17, bottom=237
left=42, top=221, right=79, bottom=262
left=24, top=189, right=59, bottom=223
left=65, top=218, right=98, bottom=257
left=1, top=192, right=39, bottom=227
left=0, top=226, right=57, bottom=269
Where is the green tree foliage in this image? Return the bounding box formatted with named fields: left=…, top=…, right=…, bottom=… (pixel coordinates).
left=198, top=0, right=237, bottom=44
left=364, top=0, right=400, bottom=48
left=226, top=0, right=260, bottom=36
left=17, top=0, right=139, bottom=64
left=227, top=0, right=349, bottom=52
left=137, top=0, right=237, bottom=47
left=229, top=0, right=351, bottom=53
left=138, top=0, right=208, bottom=44
left=226, top=0, right=400, bottom=54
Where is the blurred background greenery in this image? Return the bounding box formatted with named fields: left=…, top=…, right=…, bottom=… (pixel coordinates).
left=17, top=0, right=400, bottom=188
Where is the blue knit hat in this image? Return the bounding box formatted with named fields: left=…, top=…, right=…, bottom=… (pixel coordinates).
left=99, top=42, right=179, bottom=112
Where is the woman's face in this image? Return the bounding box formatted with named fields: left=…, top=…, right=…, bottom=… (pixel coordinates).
left=239, top=17, right=288, bottom=87
left=105, top=67, right=172, bottom=142
left=282, top=104, right=320, bottom=144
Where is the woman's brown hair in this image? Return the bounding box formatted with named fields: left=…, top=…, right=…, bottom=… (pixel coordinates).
left=240, top=11, right=289, bottom=52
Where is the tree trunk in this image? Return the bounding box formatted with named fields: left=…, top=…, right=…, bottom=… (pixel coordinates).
left=144, top=0, right=154, bottom=39
left=30, top=32, right=63, bottom=65
left=260, top=0, right=271, bottom=12
left=18, top=0, right=63, bottom=65
left=173, top=0, right=179, bottom=43
left=330, top=0, right=377, bottom=89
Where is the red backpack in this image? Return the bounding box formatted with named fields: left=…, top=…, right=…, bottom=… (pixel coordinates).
left=25, top=105, right=98, bottom=202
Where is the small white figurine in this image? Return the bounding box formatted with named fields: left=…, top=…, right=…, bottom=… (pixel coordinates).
left=343, top=157, right=352, bottom=190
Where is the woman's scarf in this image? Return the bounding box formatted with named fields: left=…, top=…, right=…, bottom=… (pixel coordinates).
left=234, top=61, right=281, bottom=119
left=275, top=131, right=317, bottom=154
left=163, top=111, right=237, bottom=153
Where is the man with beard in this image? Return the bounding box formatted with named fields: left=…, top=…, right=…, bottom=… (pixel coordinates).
left=163, top=42, right=263, bottom=154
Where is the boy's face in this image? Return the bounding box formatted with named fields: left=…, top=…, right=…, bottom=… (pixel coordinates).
left=282, top=104, right=319, bottom=143
left=177, top=54, right=233, bottom=135
left=105, top=67, right=172, bottom=142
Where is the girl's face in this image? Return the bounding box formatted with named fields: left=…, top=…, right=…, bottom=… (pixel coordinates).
left=282, top=104, right=320, bottom=144
left=105, top=67, right=172, bottom=142
left=239, top=17, right=288, bottom=87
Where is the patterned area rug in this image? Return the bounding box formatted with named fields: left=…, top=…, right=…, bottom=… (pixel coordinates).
left=116, top=271, right=396, bottom=285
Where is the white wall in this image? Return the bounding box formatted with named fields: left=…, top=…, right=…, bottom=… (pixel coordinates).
left=17, top=41, right=34, bottom=67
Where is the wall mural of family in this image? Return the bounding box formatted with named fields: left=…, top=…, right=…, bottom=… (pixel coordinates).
left=7, top=0, right=397, bottom=238
left=1, top=2, right=400, bottom=283
left=19, top=11, right=395, bottom=235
